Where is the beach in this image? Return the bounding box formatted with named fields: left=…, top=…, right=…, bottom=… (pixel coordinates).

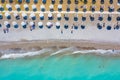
left=0, top=1, right=120, bottom=80
left=0, top=0, right=119, bottom=51
left=0, top=40, right=120, bottom=52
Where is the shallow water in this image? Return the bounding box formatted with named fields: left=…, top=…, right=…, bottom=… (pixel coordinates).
left=0, top=51, right=120, bottom=80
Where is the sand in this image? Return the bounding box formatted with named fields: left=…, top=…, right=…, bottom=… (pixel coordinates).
left=0, top=40, right=120, bottom=52
left=0, top=0, right=120, bottom=51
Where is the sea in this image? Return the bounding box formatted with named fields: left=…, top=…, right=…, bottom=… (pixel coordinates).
left=0, top=47, right=120, bottom=80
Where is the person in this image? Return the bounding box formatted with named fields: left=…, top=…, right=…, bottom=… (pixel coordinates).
left=103, top=23, right=105, bottom=27
left=61, top=29, right=63, bottom=34
left=3, top=28, right=6, bottom=33
left=3, top=28, right=9, bottom=33
left=6, top=28, right=9, bottom=33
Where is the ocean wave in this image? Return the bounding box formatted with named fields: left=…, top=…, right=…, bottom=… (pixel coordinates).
left=50, top=47, right=76, bottom=56
left=0, top=48, right=120, bottom=59
left=73, top=49, right=120, bottom=54
left=0, top=48, right=52, bottom=59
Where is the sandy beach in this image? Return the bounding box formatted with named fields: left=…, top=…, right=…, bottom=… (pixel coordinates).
left=0, top=40, right=120, bottom=52
left=0, top=0, right=120, bottom=51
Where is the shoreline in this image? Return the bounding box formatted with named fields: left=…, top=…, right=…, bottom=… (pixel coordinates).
left=0, top=40, right=120, bottom=51
left=0, top=40, right=120, bottom=59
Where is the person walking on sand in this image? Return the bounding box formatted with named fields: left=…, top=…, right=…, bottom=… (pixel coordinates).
left=3, top=28, right=6, bottom=33
left=103, top=23, right=105, bottom=27
left=61, top=29, right=63, bottom=34
left=6, top=28, right=9, bottom=33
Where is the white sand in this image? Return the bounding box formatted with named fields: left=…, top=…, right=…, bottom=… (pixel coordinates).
left=0, top=24, right=120, bottom=43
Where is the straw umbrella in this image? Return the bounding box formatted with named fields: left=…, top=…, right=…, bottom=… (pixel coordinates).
left=5, top=12, right=11, bottom=20
left=18, top=0, right=22, bottom=4
left=48, top=13, right=53, bottom=20
left=34, top=0, right=38, bottom=4
left=66, top=5, right=70, bottom=12
left=14, top=13, right=20, bottom=20
left=40, top=5, right=45, bottom=12
left=38, top=22, right=43, bottom=28
left=6, top=4, right=12, bottom=11
left=0, top=14, right=3, bottom=20
left=1, top=0, right=5, bottom=3
left=82, top=14, right=86, bottom=21
left=26, top=0, right=30, bottom=3
left=15, top=4, right=21, bottom=11
left=30, top=13, right=36, bottom=20
left=51, top=0, right=55, bottom=4
left=67, top=0, right=71, bottom=4
left=57, top=13, right=61, bottom=20
left=58, top=4, right=62, bottom=12
left=21, top=22, right=27, bottom=29
left=39, top=13, right=44, bottom=20
left=64, top=14, right=69, bottom=21
left=46, top=22, right=53, bottom=29
left=98, top=14, right=103, bottom=21
left=24, top=4, right=29, bottom=11
left=49, top=4, right=54, bottom=12
left=9, top=0, right=13, bottom=3
left=107, top=14, right=112, bottom=21
left=4, top=21, right=10, bottom=28
left=0, top=5, right=4, bottom=11
left=32, top=4, right=37, bottom=12
left=56, top=22, right=60, bottom=29
left=42, top=0, right=46, bottom=4
left=100, top=5, right=104, bottom=12
left=22, top=13, right=28, bottom=20
left=100, top=0, right=104, bottom=4
left=59, top=0, right=63, bottom=4
left=12, top=21, right=19, bottom=28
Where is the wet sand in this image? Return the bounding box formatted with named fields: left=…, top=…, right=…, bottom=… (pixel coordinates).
left=0, top=40, right=120, bottom=52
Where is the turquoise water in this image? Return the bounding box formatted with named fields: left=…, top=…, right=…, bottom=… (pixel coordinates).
left=0, top=53, right=120, bottom=80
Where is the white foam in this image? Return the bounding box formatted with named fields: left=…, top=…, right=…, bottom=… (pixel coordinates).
left=51, top=47, right=76, bottom=56
left=73, top=49, right=120, bottom=54
left=0, top=48, right=52, bottom=59
left=0, top=48, right=120, bottom=59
